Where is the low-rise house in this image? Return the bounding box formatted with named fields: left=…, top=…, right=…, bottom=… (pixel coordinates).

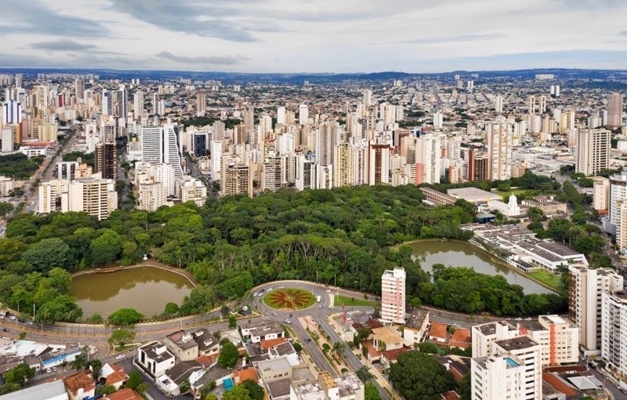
left=291, top=372, right=365, bottom=400
left=103, top=388, right=144, bottom=400
left=164, top=330, right=199, bottom=361
left=403, top=308, right=429, bottom=346
left=100, top=363, right=127, bottom=389
left=268, top=341, right=299, bottom=366
left=63, top=370, right=95, bottom=400
left=449, top=328, right=471, bottom=350
left=157, top=360, right=205, bottom=397
left=266, top=378, right=291, bottom=400
left=380, top=347, right=411, bottom=368
left=241, top=319, right=285, bottom=344
left=257, top=356, right=292, bottom=383
left=372, top=326, right=404, bottom=352
left=428, top=322, right=448, bottom=344
left=233, top=367, right=259, bottom=385
left=137, top=341, right=176, bottom=378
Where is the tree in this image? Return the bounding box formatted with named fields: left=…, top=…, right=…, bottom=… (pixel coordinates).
left=459, top=373, right=471, bottom=400
left=179, top=379, right=191, bottom=394
left=86, top=359, right=102, bottom=377
left=21, top=238, right=71, bottom=273
left=90, top=229, right=123, bottom=266
left=3, top=363, right=34, bottom=385
left=356, top=366, right=374, bottom=382
left=293, top=342, right=303, bottom=353
left=365, top=382, right=381, bottom=400
left=241, top=380, right=264, bottom=400
left=96, top=385, right=116, bottom=396
left=109, top=328, right=136, bottom=349
left=0, top=202, right=14, bottom=217
left=108, top=308, right=144, bottom=326
left=229, top=314, right=237, bottom=328
left=417, top=342, right=439, bottom=354
left=163, top=302, right=179, bottom=316
left=333, top=341, right=346, bottom=354
left=222, top=385, right=252, bottom=400
left=205, top=395, right=218, bottom=400
left=389, top=351, right=456, bottom=400
left=71, top=355, right=87, bottom=371
left=218, top=341, right=239, bottom=368
left=125, top=369, right=142, bottom=390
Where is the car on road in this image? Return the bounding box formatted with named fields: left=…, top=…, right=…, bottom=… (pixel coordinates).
left=2, top=328, right=8, bottom=332
left=116, top=354, right=125, bottom=360
left=284, top=318, right=291, bottom=324
left=271, top=312, right=277, bottom=316
left=8, top=315, right=16, bottom=320
left=305, top=338, right=312, bottom=343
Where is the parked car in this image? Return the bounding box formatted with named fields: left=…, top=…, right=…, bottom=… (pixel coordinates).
left=116, top=354, right=125, bottom=360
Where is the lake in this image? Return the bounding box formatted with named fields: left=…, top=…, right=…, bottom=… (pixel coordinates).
left=69, top=266, right=194, bottom=317
left=404, top=240, right=553, bottom=294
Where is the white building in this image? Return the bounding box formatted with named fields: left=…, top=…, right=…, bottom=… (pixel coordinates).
left=137, top=342, right=176, bottom=378
left=486, top=121, right=512, bottom=181
left=592, top=176, right=610, bottom=212
left=380, top=268, right=406, bottom=324
left=140, top=124, right=183, bottom=179
left=601, top=290, right=627, bottom=376
left=569, top=265, right=624, bottom=353
left=520, top=315, right=578, bottom=366
left=576, top=128, right=610, bottom=176
left=471, top=355, right=525, bottom=400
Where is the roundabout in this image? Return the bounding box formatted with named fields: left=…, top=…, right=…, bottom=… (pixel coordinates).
left=263, top=288, right=316, bottom=310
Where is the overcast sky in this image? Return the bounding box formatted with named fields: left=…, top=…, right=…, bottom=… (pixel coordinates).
left=1, top=0, right=626, bottom=73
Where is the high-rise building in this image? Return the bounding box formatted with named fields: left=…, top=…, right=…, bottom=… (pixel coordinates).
left=315, top=122, right=338, bottom=167
left=472, top=336, right=542, bottom=400
left=569, top=265, right=623, bottom=352
left=1, top=127, right=14, bottom=153
left=299, top=104, right=309, bottom=125
left=74, top=78, right=85, bottom=102
left=607, top=92, right=624, bottom=129
left=494, top=95, right=503, bottom=114
left=519, top=315, right=578, bottom=366
left=415, top=133, right=441, bottom=184
left=66, top=176, right=118, bottom=220
left=601, top=290, right=627, bottom=376
left=221, top=160, right=252, bottom=197
left=196, top=91, right=207, bottom=117
left=333, top=142, right=353, bottom=188
left=141, top=124, right=183, bottom=179
left=575, top=128, right=611, bottom=176
left=137, top=181, right=166, bottom=212
left=118, top=85, right=128, bottom=126
left=592, top=176, right=610, bottom=212
left=277, top=106, right=286, bottom=125
left=363, top=89, right=373, bottom=106
left=133, top=91, right=144, bottom=120
left=2, top=100, right=22, bottom=125
left=295, top=154, right=316, bottom=190
left=243, top=105, right=254, bottom=131
left=486, top=122, right=512, bottom=181
left=380, top=267, right=406, bottom=324
left=528, top=95, right=536, bottom=114
left=609, top=172, right=627, bottom=236
left=95, top=142, right=117, bottom=180
left=433, top=111, right=443, bottom=129
left=368, top=143, right=390, bottom=185
left=261, top=156, right=282, bottom=193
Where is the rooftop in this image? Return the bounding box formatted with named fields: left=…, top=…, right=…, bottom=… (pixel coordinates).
left=103, top=388, right=144, bottom=400
left=0, top=379, right=66, bottom=400
left=495, top=336, right=540, bottom=352
left=166, top=330, right=199, bottom=351
left=64, top=370, right=96, bottom=395
left=428, top=322, right=448, bottom=339
left=372, top=326, right=404, bottom=344
left=266, top=378, right=292, bottom=398
left=447, top=187, right=501, bottom=203
left=258, top=356, right=291, bottom=372
left=405, top=308, right=429, bottom=330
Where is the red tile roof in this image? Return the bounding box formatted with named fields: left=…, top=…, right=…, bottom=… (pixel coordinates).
left=381, top=347, right=411, bottom=363
left=64, top=370, right=95, bottom=396
left=441, top=390, right=461, bottom=400
left=542, top=373, right=579, bottom=397
left=449, top=328, right=471, bottom=349
left=234, top=367, right=259, bottom=384
left=260, top=337, right=287, bottom=350
left=429, top=322, right=448, bottom=340
left=105, top=365, right=127, bottom=386
left=104, top=388, right=144, bottom=400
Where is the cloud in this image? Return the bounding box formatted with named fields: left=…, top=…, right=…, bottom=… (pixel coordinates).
left=619, top=31, right=627, bottom=37
left=0, top=1, right=108, bottom=37
left=108, top=0, right=257, bottom=42
left=404, top=33, right=505, bottom=45
left=156, top=51, right=247, bottom=65
left=30, top=40, right=98, bottom=51
left=549, top=0, right=627, bottom=9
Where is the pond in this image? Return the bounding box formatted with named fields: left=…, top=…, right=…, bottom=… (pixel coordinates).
left=69, top=266, right=194, bottom=317
left=404, top=240, right=554, bottom=294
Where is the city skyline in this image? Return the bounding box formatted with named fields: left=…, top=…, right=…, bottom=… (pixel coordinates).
left=0, top=0, right=627, bottom=73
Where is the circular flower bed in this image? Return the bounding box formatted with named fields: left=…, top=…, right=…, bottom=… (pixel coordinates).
left=264, top=288, right=316, bottom=310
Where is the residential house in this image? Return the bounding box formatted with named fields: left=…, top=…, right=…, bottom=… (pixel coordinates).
left=100, top=363, right=127, bottom=389
left=449, top=328, right=471, bottom=350
left=63, top=370, right=96, bottom=400
left=428, top=322, right=448, bottom=345
left=371, top=326, right=404, bottom=352
left=403, top=308, right=429, bottom=346
left=157, top=360, right=205, bottom=397
left=266, top=378, right=291, bottom=400
left=257, top=356, right=292, bottom=383
left=241, top=319, right=285, bottom=344
left=268, top=341, right=299, bottom=366
left=164, top=330, right=199, bottom=361
left=0, top=379, right=68, bottom=400
left=233, top=367, right=259, bottom=385
left=103, top=388, right=144, bottom=400
left=137, top=341, right=176, bottom=378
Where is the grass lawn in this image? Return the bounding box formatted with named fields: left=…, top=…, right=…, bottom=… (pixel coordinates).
left=494, top=189, right=537, bottom=201
left=527, top=269, right=563, bottom=291
left=264, top=288, right=316, bottom=310
left=333, top=295, right=377, bottom=308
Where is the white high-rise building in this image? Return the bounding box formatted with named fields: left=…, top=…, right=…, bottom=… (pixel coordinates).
left=140, top=124, right=183, bottom=179
left=472, top=321, right=519, bottom=358
left=601, top=290, right=627, bottom=376
left=295, top=154, right=315, bottom=191
left=277, top=106, right=286, bottom=125
left=277, top=133, right=294, bottom=156
left=133, top=91, right=144, bottom=120
left=433, top=111, right=443, bottom=129
left=415, top=133, right=442, bottom=184
left=592, top=176, right=610, bottom=212
left=315, top=122, right=338, bottom=167
left=210, top=140, right=223, bottom=178
left=576, top=128, right=611, bottom=176
left=299, top=104, right=309, bottom=125
left=1, top=127, right=14, bottom=153
left=609, top=172, right=627, bottom=236
left=495, top=95, right=503, bottom=114
left=381, top=268, right=406, bottom=324
left=486, top=121, right=512, bottom=181
left=2, top=100, right=22, bottom=125
left=363, top=89, right=373, bottom=106
left=569, top=265, right=624, bottom=352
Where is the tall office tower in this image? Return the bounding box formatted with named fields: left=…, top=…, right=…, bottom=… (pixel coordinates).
left=243, top=105, right=254, bottom=131
left=1, top=127, right=14, bottom=152
left=14, top=74, right=22, bottom=88
left=196, top=91, right=207, bottom=117
left=221, top=160, right=252, bottom=197
left=261, top=156, right=282, bottom=192
left=333, top=142, right=353, bottom=187
left=277, top=106, right=286, bottom=125
left=415, top=133, right=442, bottom=184
left=592, top=176, right=610, bottom=212
left=486, top=122, right=512, bottom=181
left=538, top=95, right=547, bottom=114
left=66, top=177, right=118, bottom=221
left=472, top=337, right=542, bottom=400
left=191, top=132, right=208, bottom=157
left=277, top=133, right=294, bottom=155
left=299, top=104, right=309, bottom=125
left=2, top=100, right=22, bottom=125
left=118, top=85, right=128, bottom=125
left=151, top=93, right=159, bottom=115
left=380, top=268, right=406, bottom=324
left=528, top=95, right=536, bottom=114
left=602, top=291, right=627, bottom=376
left=133, top=91, right=144, bottom=120
left=295, top=154, right=316, bottom=190
left=608, top=92, right=624, bottom=129
left=494, top=95, right=503, bottom=114
left=433, top=111, right=443, bottom=129
left=102, top=90, right=112, bottom=116
left=569, top=265, right=623, bottom=351
left=140, top=124, right=183, bottom=179
left=213, top=120, right=226, bottom=140
left=575, top=128, right=610, bottom=176
left=363, top=89, right=373, bottom=106
left=315, top=122, right=338, bottom=167
left=368, top=143, right=390, bottom=185
left=95, top=142, right=117, bottom=180
left=157, top=100, right=166, bottom=116
left=74, top=78, right=85, bottom=102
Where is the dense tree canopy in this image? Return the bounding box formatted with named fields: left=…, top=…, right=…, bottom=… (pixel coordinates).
left=389, top=351, right=457, bottom=400
left=218, top=341, right=239, bottom=368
